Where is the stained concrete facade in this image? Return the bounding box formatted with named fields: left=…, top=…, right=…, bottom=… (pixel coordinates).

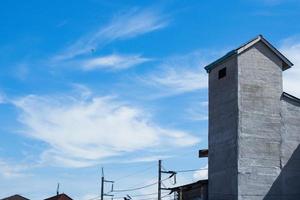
left=205, top=36, right=300, bottom=200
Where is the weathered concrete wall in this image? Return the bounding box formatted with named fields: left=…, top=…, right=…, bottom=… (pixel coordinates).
left=237, top=41, right=284, bottom=200
left=208, top=56, right=238, bottom=200
left=274, top=96, right=300, bottom=199
left=208, top=40, right=300, bottom=200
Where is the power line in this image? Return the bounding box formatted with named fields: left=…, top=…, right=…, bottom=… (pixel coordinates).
left=112, top=167, right=208, bottom=194
left=161, top=193, right=172, bottom=199
left=113, top=192, right=170, bottom=200
left=90, top=161, right=207, bottom=200
left=113, top=177, right=171, bottom=192
left=86, top=196, right=101, bottom=200
left=126, top=194, right=171, bottom=200
left=175, top=168, right=208, bottom=173
left=113, top=192, right=157, bottom=198
left=104, top=161, right=156, bottom=170
left=114, top=164, right=156, bottom=182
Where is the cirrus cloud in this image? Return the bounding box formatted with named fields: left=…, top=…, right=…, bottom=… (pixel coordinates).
left=13, top=90, right=199, bottom=168
left=82, top=54, right=150, bottom=71
left=55, top=8, right=169, bottom=61
left=140, top=51, right=216, bottom=97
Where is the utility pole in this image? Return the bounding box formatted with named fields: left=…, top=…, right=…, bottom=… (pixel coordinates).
left=158, top=160, right=177, bottom=200
left=101, top=168, right=104, bottom=200
left=101, top=167, right=114, bottom=200
left=158, top=160, right=162, bottom=200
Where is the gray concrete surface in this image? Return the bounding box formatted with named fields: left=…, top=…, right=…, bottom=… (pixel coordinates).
left=208, top=55, right=238, bottom=200
left=207, top=40, right=300, bottom=200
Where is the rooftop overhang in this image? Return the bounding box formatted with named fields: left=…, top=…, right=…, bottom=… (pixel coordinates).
left=204, top=35, right=294, bottom=73
left=170, top=179, right=208, bottom=192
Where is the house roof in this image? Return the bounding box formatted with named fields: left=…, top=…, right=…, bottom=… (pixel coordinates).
left=170, top=179, right=208, bottom=192
left=204, top=35, right=294, bottom=73
left=44, top=194, right=73, bottom=200
left=1, top=195, right=30, bottom=200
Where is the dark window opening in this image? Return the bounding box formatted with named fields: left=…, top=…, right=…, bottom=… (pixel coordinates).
left=218, top=67, right=226, bottom=79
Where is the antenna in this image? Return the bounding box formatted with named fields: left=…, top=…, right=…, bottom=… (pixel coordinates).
left=56, top=183, right=60, bottom=195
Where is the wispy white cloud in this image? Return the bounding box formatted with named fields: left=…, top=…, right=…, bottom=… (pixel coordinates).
left=280, top=37, right=300, bottom=97
left=55, top=8, right=169, bottom=61
left=13, top=89, right=199, bottom=168
left=0, top=159, right=29, bottom=178
left=185, top=101, right=208, bottom=121
left=123, top=155, right=173, bottom=163
left=148, top=68, right=207, bottom=94
left=0, top=92, right=6, bottom=104
left=82, top=54, right=150, bottom=71
left=141, top=51, right=215, bottom=97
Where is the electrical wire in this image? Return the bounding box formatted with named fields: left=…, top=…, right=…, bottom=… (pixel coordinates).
left=114, top=164, right=156, bottom=182
left=113, top=192, right=170, bottom=200
left=113, top=192, right=157, bottom=198
left=113, top=177, right=171, bottom=192
left=127, top=194, right=171, bottom=200
left=86, top=196, right=101, bottom=200
left=162, top=193, right=172, bottom=199
left=86, top=190, right=165, bottom=200
left=88, top=162, right=208, bottom=200
left=175, top=168, right=208, bottom=173
left=113, top=166, right=207, bottom=193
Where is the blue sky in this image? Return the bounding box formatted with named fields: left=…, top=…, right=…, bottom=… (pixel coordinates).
left=1, top=0, right=300, bottom=199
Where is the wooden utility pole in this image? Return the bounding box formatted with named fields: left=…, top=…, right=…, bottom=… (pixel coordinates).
left=158, top=160, right=162, bottom=200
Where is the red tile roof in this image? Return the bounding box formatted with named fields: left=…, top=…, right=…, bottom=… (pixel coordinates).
left=44, top=194, right=73, bottom=200
left=1, top=195, right=29, bottom=200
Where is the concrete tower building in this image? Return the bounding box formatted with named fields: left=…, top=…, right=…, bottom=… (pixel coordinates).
left=204, top=35, right=300, bottom=200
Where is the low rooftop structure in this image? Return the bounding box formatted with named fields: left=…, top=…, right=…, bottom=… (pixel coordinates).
left=44, top=194, right=73, bottom=200
left=1, top=195, right=29, bottom=200
left=171, top=180, right=208, bottom=200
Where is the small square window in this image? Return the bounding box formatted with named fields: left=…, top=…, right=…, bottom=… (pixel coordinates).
left=218, top=67, right=226, bottom=79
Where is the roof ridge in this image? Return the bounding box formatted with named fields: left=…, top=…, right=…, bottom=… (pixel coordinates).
left=204, top=35, right=293, bottom=73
